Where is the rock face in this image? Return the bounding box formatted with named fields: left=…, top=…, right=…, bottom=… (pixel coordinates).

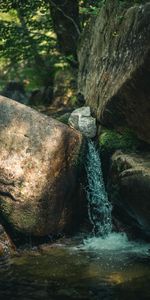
left=0, top=96, right=83, bottom=239
left=78, top=0, right=150, bottom=144
left=69, top=106, right=96, bottom=138
left=108, top=151, right=150, bottom=239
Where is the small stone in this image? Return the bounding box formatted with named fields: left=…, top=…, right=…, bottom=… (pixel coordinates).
left=79, top=116, right=96, bottom=138
left=71, top=106, right=91, bottom=117
left=69, top=106, right=97, bottom=138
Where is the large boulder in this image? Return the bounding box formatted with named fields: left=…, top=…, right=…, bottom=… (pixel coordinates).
left=78, top=0, right=150, bottom=144
left=0, top=96, right=83, bottom=240
left=108, top=151, right=150, bottom=239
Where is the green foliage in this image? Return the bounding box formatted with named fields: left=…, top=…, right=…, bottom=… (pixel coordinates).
left=0, top=0, right=82, bottom=93
left=79, top=0, right=103, bottom=24
left=0, top=1, right=58, bottom=90
left=0, top=3, right=54, bottom=60
left=0, top=0, right=146, bottom=95
left=99, top=128, right=140, bottom=154
left=80, top=6, right=100, bottom=16
left=70, top=95, right=78, bottom=106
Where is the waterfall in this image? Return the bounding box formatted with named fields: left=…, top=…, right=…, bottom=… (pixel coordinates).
left=76, top=139, right=150, bottom=254
left=85, top=140, right=112, bottom=237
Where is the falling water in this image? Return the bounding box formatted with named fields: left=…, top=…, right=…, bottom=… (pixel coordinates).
left=85, top=139, right=112, bottom=237
left=82, top=140, right=150, bottom=255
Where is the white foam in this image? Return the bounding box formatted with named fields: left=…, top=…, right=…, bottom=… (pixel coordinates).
left=79, top=232, right=150, bottom=255
left=85, top=140, right=112, bottom=236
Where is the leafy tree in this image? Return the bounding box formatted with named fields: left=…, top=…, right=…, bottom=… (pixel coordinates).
left=49, top=0, right=81, bottom=61
left=1, top=0, right=142, bottom=97
left=0, top=0, right=58, bottom=92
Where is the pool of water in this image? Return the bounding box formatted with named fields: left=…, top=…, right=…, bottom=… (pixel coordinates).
left=1, top=234, right=150, bottom=300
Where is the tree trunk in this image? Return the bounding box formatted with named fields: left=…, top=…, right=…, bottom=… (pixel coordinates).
left=49, top=0, right=80, bottom=60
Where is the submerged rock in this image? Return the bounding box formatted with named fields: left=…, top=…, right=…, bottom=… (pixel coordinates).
left=0, top=96, right=83, bottom=240
left=78, top=0, right=150, bottom=144
left=108, top=151, right=150, bottom=239
left=69, top=106, right=96, bottom=138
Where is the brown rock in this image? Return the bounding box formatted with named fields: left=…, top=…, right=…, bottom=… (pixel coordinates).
left=108, top=151, right=150, bottom=239
left=78, top=0, right=150, bottom=144
left=0, top=96, right=83, bottom=238
left=0, top=224, right=15, bottom=256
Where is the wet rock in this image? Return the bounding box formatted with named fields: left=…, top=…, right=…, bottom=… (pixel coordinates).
left=0, top=95, right=83, bottom=240
left=108, top=151, right=150, bottom=239
left=69, top=106, right=96, bottom=138
left=78, top=0, right=150, bottom=144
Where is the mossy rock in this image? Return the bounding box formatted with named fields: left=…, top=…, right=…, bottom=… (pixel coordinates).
left=99, top=128, right=140, bottom=182
left=99, top=128, right=140, bottom=154
left=56, top=112, right=71, bottom=125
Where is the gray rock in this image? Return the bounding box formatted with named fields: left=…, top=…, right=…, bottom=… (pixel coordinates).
left=71, top=106, right=91, bottom=117
left=79, top=116, right=96, bottom=138
left=108, top=151, right=150, bottom=239
left=69, top=106, right=96, bottom=138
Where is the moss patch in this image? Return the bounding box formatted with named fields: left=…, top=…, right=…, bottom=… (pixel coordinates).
left=98, top=128, right=140, bottom=182
left=99, top=128, right=140, bottom=154
left=56, top=112, right=71, bottom=125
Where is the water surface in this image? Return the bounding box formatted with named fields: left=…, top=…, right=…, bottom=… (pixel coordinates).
left=1, top=141, right=149, bottom=300
left=1, top=236, right=150, bottom=300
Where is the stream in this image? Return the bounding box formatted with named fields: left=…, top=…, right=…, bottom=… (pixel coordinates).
left=0, top=239, right=150, bottom=300
left=0, top=140, right=150, bottom=300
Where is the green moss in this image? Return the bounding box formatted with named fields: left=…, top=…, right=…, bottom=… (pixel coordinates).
left=99, top=128, right=140, bottom=154
left=56, top=113, right=71, bottom=125
left=70, top=95, right=78, bottom=106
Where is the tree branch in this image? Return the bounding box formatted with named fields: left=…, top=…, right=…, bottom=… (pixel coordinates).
left=49, top=0, right=81, bottom=36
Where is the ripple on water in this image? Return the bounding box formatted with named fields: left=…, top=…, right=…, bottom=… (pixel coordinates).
left=0, top=240, right=150, bottom=300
